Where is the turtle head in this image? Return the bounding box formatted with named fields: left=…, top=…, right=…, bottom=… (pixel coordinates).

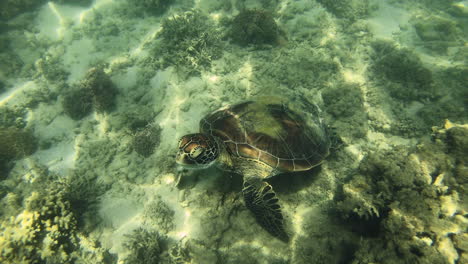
left=176, top=133, right=219, bottom=168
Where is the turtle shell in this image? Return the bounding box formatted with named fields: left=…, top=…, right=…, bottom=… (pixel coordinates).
left=200, top=100, right=330, bottom=172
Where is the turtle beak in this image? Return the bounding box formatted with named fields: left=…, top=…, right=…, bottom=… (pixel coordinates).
left=176, top=150, right=196, bottom=166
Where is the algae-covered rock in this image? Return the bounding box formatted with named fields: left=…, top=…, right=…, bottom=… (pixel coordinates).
left=81, top=67, right=117, bottom=113
left=0, top=127, right=37, bottom=177
left=62, top=67, right=117, bottom=119
left=370, top=40, right=435, bottom=101
left=62, top=86, right=93, bottom=120
left=0, top=0, right=46, bottom=20
left=132, top=125, right=161, bottom=158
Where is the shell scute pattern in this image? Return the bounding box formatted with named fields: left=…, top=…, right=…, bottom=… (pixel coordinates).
left=200, top=101, right=330, bottom=173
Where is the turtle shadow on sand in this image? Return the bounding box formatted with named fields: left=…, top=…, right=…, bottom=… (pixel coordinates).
left=268, top=166, right=322, bottom=194
left=176, top=165, right=320, bottom=195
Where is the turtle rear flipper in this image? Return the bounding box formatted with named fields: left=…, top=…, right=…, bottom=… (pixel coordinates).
left=242, top=179, right=289, bottom=242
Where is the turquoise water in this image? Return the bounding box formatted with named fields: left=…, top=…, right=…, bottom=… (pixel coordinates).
left=0, top=0, right=466, bottom=263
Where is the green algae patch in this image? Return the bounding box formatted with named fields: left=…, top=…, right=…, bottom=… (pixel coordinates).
left=370, top=40, right=435, bottom=101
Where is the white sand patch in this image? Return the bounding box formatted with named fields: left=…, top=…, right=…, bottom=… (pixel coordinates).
left=368, top=2, right=411, bottom=39
left=62, top=38, right=96, bottom=82
left=33, top=113, right=77, bottom=175
left=36, top=2, right=89, bottom=41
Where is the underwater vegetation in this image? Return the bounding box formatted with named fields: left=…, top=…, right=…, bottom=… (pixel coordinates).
left=154, top=10, right=222, bottom=75
left=62, top=67, right=117, bottom=120
left=370, top=40, right=435, bottom=101
left=230, top=9, right=281, bottom=46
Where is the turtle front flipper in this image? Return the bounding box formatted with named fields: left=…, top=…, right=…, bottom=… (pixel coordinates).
left=242, top=179, right=289, bottom=242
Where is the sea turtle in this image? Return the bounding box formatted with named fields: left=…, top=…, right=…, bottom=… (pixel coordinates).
left=176, top=98, right=331, bottom=241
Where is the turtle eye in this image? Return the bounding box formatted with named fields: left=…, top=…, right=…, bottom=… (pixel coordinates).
left=189, top=146, right=204, bottom=159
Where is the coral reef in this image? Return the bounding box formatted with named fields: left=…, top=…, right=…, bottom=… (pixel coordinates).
left=336, top=121, right=468, bottom=263
left=370, top=40, right=435, bottom=101
left=230, top=9, right=281, bottom=46
left=61, top=169, right=107, bottom=230
left=62, top=67, right=117, bottom=119
left=0, top=189, right=79, bottom=263
left=132, top=124, right=161, bottom=158
left=155, top=10, right=223, bottom=75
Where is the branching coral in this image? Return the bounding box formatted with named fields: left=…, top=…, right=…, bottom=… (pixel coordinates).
left=0, top=190, right=79, bottom=263
left=123, top=228, right=164, bottom=264
left=155, top=10, right=223, bottom=75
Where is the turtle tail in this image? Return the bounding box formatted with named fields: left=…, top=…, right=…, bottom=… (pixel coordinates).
left=242, top=179, right=289, bottom=242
